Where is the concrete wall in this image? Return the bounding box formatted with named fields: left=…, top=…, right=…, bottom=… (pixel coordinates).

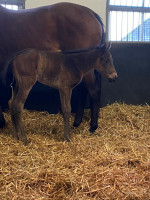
left=25, top=0, right=107, bottom=27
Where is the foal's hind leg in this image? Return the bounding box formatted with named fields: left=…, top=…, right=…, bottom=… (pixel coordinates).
left=59, top=88, right=72, bottom=142
left=9, top=77, right=36, bottom=145
left=82, top=70, right=101, bottom=133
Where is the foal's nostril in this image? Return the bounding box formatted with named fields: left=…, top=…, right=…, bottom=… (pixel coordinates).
left=113, top=73, right=118, bottom=80
left=108, top=73, right=118, bottom=82
left=115, top=74, right=118, bottom=80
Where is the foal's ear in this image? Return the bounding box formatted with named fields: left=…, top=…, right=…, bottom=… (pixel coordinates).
left=107, top=42, right=111, bottom=50
left=100, top=42, right=111, bottom=54
left=99, top=43, right=107, bottom=54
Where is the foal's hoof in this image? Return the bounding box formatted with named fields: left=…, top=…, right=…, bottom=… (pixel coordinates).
left=17, top=138, right=28, bottom=145
left=64, top=136, right=71, bottom=142
left=22, top=139, right=28, bottom=146
left=89, top=125, right=98, bottom=133
left=19, top=137, right=28, bottom=146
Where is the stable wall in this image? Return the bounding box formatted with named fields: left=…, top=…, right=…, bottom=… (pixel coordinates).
left=25, top=0, right=107, bottom=26
left=101, top=43, right=150, bottom=106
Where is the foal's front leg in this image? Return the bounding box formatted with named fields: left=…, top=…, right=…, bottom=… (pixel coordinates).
left=9, top=76, right=36, bottom=145
left=9, top=94, right=27, bottom=145
left=59, top=88, right=72, bottom=142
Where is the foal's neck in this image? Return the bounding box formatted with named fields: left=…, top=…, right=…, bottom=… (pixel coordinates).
left=75, top=49, right=99, bottom=74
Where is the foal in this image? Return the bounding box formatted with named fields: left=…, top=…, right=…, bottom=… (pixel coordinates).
left=8, top=44, right=117, bottom=144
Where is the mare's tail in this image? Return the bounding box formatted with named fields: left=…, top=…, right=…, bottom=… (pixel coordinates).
left=0, top=58, right=13, bottom=87
left=92, top=11, right=105, bottom=46
left=0, top=49, right=31, bottom=87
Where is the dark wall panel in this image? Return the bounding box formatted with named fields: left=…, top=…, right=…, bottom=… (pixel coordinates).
left=101, top=43, right=150, bottom=106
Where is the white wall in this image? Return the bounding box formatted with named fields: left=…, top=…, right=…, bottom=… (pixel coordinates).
left=25, top=0, right=107, bottom=26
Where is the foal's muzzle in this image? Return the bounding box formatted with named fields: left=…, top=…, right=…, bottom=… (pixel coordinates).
left=108, top=73, right=118, bottom=82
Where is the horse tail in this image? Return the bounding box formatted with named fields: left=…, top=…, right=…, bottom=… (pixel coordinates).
left=92, top=11, right=105, bottom=46
left=0, top=58, right=14, bottom=87
left=0, top=48, right=31, bottom=87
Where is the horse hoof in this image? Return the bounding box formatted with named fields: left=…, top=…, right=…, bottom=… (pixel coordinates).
left=19, top=137, right=28, bottom=145
left=22, top=139, right=28, bottom=146
left=64, top=136, right=71, bottom=142
left=89, top=125, right=98, bottom=133
left=73, top=122, right=80, bottom=128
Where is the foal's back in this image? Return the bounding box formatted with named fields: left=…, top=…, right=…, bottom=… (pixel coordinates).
left=13, top=47, right=101, bottom=82
left=13, top=49, right=84, bottom=89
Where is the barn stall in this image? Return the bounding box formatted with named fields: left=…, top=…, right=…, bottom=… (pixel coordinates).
left=0, top=0, right=150, bottom=199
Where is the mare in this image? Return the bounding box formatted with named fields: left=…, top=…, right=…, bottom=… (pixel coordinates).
left=6, top=44, right=117, bottom=144
left=0, top=2, right=105, bottom=132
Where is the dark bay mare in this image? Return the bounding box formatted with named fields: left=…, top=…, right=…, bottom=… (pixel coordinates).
left=0, top=2, right=105, bottom=132
left=6, top=44, right=117, bottom=144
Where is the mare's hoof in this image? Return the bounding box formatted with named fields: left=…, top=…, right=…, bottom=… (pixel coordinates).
left=73, top=122, right=81, bottom=128
left=89, top=125, right=98, bottom=133
left=73, top=123, right=79, bottom=128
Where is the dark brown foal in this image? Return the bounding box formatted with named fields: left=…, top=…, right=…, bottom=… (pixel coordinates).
left=9, top=44, right=117, bottom=144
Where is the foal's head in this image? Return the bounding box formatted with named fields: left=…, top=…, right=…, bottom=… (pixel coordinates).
left=96, top=43, right=118, bottom=82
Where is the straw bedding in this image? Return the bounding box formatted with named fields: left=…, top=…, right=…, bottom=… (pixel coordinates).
left=0, top=102, right=149, bottom=200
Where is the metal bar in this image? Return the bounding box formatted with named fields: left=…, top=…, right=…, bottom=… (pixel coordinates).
left=132, top=12, right=134, bottom=41
left=127, top=12, right=128, bottom=41
left=138, top=12, right=140, bottom=41
left=0, top=0, right=25, bottom=5
left=141, top=0, right=144, bottom=41
left=109, top=5, right=150, bottom=12
left=116, top=11, right=117, bottom=41
left=106, top=0, right=109, bottom=41
left=121, top=11, right=123, bottom=41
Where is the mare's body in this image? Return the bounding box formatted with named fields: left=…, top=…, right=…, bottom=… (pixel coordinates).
left=0, top=2, right=104, bottom=131
left=7, top=45, right=117, bottom=144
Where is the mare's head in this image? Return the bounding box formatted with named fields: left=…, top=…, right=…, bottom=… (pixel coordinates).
left=96, top=43, right=118, bottom=82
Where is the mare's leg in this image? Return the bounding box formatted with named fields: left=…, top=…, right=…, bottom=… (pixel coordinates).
left=0, top=106, right=5, bottom=128
left=0, top=80, right=6, bottom=128
left=9, top=76, right=36, bottom=145
left=82, top=70, right=101, bottom=133
left=59, top=88, right=72, bottom=142
left=73, top=82, right=88, bottom=127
